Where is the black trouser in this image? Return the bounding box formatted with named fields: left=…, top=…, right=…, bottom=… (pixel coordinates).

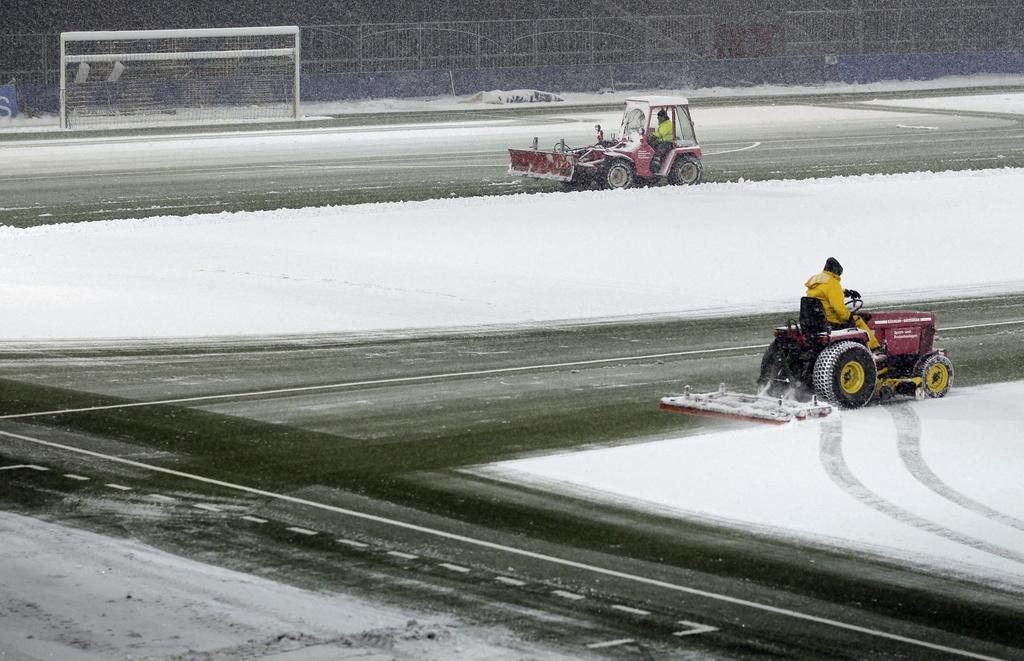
left=651, top=141, right=672, bottom=172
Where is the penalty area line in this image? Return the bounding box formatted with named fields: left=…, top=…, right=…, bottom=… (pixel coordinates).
left=941, top=319, right=1024, bottom=332
left=0, top=318, right=1019, bottom=423
left=0, top=428, right=1003, bottom=661
left=0, top=344, right=767, bottom=421
left=703, top=141, right=761, bottom=156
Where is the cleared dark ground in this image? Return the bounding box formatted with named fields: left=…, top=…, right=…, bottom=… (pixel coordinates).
left=2, top=86, right=1023, bottom=227
left=2, top=294, right=1023, bottom=658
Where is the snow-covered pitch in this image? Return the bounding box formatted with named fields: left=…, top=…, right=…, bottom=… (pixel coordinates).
left=1, top=167, right=1021, bottom=340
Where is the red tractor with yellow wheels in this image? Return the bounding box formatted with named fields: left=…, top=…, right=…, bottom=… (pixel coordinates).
left=758, top=296, right=953, bottom=408
left=660, top=296, right=953, bottom=424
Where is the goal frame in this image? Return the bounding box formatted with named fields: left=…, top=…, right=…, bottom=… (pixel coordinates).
left=60, top=26, right=301, bottom=129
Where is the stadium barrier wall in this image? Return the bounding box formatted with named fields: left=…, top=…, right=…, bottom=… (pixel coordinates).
left=19, top=51, right=1024, bottom=114
left=303, top=51, right=1024, bottom=102
left=0, top=84, right=19, bottom=118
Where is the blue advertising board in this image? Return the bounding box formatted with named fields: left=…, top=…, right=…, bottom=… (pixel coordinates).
left=0, top=84, right=18, bottom=118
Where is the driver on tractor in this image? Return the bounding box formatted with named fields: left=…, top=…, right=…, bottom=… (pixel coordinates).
left=649, top=108, right=673, bottom=171
left=805, top=257, right=881, bottom=351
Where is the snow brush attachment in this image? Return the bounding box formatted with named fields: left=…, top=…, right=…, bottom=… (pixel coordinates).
left=659, top=384, right=833, bottom=425
left=508, top=147, right=576, bottom=182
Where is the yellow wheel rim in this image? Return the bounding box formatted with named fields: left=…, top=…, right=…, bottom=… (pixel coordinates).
left=840, top=360, right=866, bottom=394
left=926, top=363, right=949, bottom=393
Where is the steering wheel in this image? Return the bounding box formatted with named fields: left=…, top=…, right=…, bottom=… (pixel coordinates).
left=847, top=297, right=864, bottom=314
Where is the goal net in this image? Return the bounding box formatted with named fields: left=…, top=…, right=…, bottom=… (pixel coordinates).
left=60, top=26, right=300, bottom=129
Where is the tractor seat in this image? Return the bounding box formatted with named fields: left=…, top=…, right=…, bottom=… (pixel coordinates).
left=799, top=297, right=830, bottom=335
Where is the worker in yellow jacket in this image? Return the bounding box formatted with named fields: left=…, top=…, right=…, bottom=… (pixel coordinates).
left=805, top=257, right=881, bottom=350
left=649, top=108, right=674, bottom=172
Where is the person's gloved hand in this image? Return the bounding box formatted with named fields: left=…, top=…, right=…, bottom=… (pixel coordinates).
left=844, top=289, right=861, bottom=299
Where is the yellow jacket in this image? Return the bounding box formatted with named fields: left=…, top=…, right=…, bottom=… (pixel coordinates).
left=652, top=119, right=673, bottom=143
left=805, top=271, right=849, bottom=324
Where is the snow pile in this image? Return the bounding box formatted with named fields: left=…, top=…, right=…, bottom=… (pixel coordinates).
left=480, top=382, right=1024, bottom=588
left=0, top=511, right=570, bottom=660
left=2, top=168, right=1023, bottom=340
left=464, top=89, right=564, bottom=104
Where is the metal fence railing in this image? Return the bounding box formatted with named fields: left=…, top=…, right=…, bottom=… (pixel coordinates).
left=3, top=5, right=1022, bottom=85
left=0, top=33, right=58, bottom=84
left=300, top=17, right=716, bottom=74
left=784, top=4, right=1023, bottom=56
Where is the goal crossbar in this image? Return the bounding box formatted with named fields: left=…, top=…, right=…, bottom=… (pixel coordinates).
left=61, top=26, right=300, bottom=43
left=65, top=49, right=296, bottom=64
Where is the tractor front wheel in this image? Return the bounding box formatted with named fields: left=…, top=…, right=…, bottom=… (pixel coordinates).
left=813, top=341, right=877, bottom=408
left=668, top=154, right=703, bottom=186
left=916, top=353, right=954, bottom=398
left=603, top=161, right=635, bottom=190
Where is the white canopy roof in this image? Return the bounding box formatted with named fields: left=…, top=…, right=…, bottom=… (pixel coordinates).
left=624, top=95, right=690, bottom=107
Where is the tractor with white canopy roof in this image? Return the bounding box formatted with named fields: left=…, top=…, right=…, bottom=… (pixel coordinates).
left=509, top=95, right=703, bottom=189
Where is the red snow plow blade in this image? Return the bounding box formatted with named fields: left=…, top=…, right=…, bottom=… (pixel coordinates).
left=508, top=148, right=576, bottom=182
left=659, top=385, right=833, bottom=425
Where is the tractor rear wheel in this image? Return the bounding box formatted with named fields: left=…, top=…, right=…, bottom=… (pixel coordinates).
left=813, top=341, right=877, bottom=408
left=758, top=338, right=797, bottom=398
left=916, top=353, right=954, bottom=398
left=603, top=161, right=635, bottom=190
left=668, top=154, right=703, bottom=186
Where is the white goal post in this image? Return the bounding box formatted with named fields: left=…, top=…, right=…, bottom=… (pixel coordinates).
left=60, top=26, right=300, bottom=129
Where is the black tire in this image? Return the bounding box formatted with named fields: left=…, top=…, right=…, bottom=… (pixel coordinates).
left=603, top=161, right=635, bottom=190
left=916, top=353, right=953, bottom=398
left=813, top=341, right=877, bottom=408
left=757, top=339, right=791, bottom=397
left=667, top=154, right=703, bottom=186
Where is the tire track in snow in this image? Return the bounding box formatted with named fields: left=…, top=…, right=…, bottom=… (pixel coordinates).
left=888, top=403, right=1024, bottom=533
left=818, top=417, right=1024, bottom=566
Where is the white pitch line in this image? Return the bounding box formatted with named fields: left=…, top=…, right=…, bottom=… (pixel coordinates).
left=0, top=428, right=1002, bottom=661
left=64, top=473, right=90, bottom=481
left=703, top=141, right=761, bottom=156
left=674, top=620, right=719, bottom=637
left=0, top=158, right=509, bottom=185
left=386, top=550, right=418, bottom=560
left=4, top=318, right=1020, bottom=424
left=495, top=576, right=527, bottom=587
left=193, top=503, right=221, bottom=512
left=552, top=589, right=585, bottom=601
left=2, top=317, right=1015, bottom=425
left=586, top=638, right=635, bottom=649
left=240, top=515, right=268, bottom=524
left=286, top=526, right=318, bottom=536
left=942, top=319, right=1024, bottom=332
left=438, top=563, right=470, bottom=574
left=0, top=344, right=768, bottom=421
left=104, top=483, right=132, bottom=491
left=0, top=464, right=49, bottom=471
left=611, top=604, right=651, bottom=616
left=337, top=538, right=369, bottom=549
